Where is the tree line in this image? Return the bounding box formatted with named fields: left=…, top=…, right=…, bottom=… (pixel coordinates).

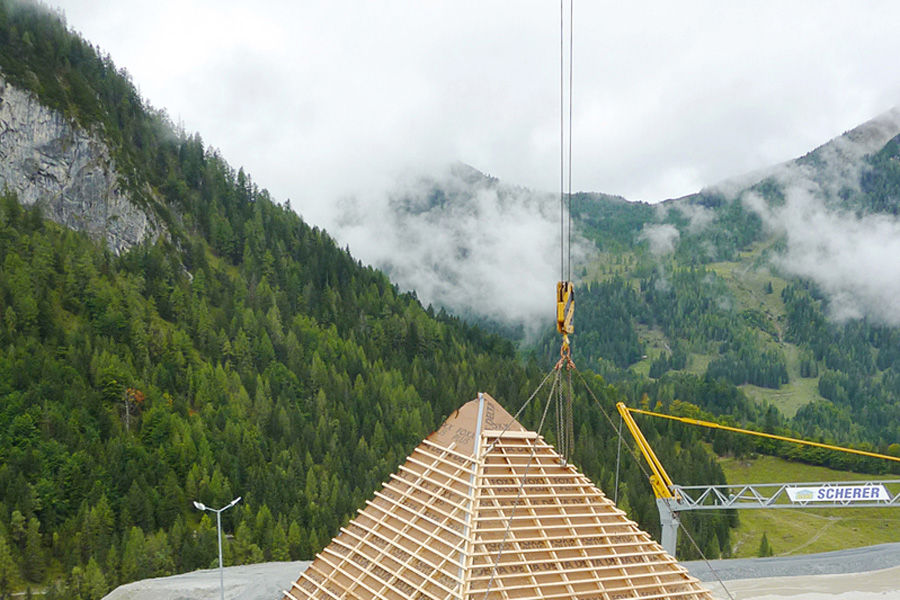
left=0, top=2, right=737, bottom=595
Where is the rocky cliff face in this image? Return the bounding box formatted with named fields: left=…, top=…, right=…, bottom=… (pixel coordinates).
left=0, top=73, right=159, bottom=253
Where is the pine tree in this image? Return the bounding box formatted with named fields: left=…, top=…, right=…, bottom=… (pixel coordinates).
left=287, top=521, right=303, bottom=560
left=757, top=532, right=773, bottom=557
left=271, top=521, right=290, bottom=562
left=120, top=527, right=148, bottom=582
left=0, top=534, right=20, bottom=597
left=22, top=517, right=44, bottom=582
left=83, top=558, right=108, bottom=600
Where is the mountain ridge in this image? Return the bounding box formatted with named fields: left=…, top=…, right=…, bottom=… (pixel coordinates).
left=2, top=2, right=900, bottom=597
left=0, top=2, right=737, bottom=597
left=704, top=105, right=900, bottom=200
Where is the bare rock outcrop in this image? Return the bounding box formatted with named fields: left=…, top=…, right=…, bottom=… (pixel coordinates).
left=0, top=73, right=159, bottom=253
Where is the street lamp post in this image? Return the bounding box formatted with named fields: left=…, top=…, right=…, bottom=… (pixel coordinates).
left=193, top=496, right=241, bottom=600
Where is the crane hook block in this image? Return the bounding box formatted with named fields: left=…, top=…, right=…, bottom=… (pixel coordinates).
left=556, top=281, right=575, bottom=335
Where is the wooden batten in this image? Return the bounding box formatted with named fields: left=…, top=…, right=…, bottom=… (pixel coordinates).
left=281, top=392, right=714, bottom=600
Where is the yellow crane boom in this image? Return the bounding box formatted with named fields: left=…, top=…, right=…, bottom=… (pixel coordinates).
left=615, top=402, right=676, bottom=500
left=616, top=401, right=900, bottom=557
left=625, top=405, right=900, bottom=465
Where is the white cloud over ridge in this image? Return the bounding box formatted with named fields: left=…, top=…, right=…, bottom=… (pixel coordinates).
left=640, top=224, right=680, bottom=256
left=51, top=0, right=900, bottom=220
left=32, top=0, right=900, bottom=331
left=332, top=164, right=588, bottom=335
left=731, top=108, right=900, bottom=325
left=767, top=192, right=900, bottom=324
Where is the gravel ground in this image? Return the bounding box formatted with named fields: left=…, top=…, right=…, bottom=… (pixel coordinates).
left=102, top=561, right=309, bottom=600
left=103, top=543, right=900, bottom=600
left=682, top=542, right=900, bottom=581
left=705, top=566, right=900, bottom=600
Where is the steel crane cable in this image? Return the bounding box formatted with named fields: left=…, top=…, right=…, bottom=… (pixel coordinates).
left=571, top=366, right=736, bottom=600
left=483, top=367, right=556, bottom=456
left=566, top=0, right=574, bottom=284
left=482, top=5, right=578, bottom=592
left=555, top=0, right=576, bottom=465
left=482, top=367, right=561, bottom=600
left=560, top=0, right=574, bottom=284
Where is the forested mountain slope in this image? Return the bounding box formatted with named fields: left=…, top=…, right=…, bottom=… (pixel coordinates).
left=0, top=1, right=733, bottom=597
left=543, top=108, right=900, bottom=464
left=365, top=108, right=900, bottom=469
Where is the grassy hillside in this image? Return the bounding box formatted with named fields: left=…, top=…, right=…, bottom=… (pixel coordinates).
left=0, top=1, right=738, bottom=597
left=568, top=168, right=900, bottom=458
left=705, top=247, right=828, bottom=418
left=2, top=1, right=899, bottom=596
left=720, top=455, right=900, bottom=558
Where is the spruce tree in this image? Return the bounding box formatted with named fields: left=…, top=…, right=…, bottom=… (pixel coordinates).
left=757, top=532, right=773, bottom=557
left=0, top=535, right=19, bottom=597
left=22, top=517, right=44, bottom=582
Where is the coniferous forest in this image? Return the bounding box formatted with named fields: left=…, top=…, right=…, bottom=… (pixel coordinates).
left=5, top=0, right=900, bottom=596
left=0, top=1, right=737, bottom=596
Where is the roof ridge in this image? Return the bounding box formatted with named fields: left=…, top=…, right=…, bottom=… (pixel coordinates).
left=282, top=393, right=715, bottom=600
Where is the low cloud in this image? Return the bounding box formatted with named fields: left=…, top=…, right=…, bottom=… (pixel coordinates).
left=752, top=188, right=900, bottom=325
left=737, top=108, right=900, bottom=325
left=678, top=204, right=715, bottom=234
left=331, top=164, right=588, bottom=336
left=640, top=223, right=680, bottom=256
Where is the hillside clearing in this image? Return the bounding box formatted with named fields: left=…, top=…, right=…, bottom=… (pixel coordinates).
left=718, top=455, right=900, bottom=558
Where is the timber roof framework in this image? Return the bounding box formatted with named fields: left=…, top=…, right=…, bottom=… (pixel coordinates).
left=282, top=393, right=713, bottom=600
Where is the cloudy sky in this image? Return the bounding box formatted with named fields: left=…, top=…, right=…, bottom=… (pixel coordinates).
left=47, top=0, right=900, bottom=229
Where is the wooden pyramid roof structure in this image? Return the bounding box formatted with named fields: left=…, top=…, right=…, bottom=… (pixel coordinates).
left=282, top=393, right=713, bottom=600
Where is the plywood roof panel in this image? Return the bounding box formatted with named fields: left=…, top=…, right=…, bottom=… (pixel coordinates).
left=282, top=393, right=713, bottom=600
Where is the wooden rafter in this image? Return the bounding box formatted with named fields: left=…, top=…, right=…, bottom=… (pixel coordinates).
left=282, top=393, right=713, bottom=600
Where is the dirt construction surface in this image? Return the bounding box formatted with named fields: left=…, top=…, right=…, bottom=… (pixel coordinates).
left=682, top=542, right=900, bottom=580
left=102, top=560, right=309, bottom=600
left=707, top=565, right=900, bottom=599
left=685, top=543, right=900, bottom=600
left=103, top=544, right=900, bottom=600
